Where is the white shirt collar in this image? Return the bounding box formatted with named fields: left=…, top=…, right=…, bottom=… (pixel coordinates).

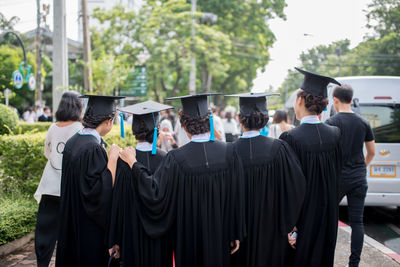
left=78, top=128, right=101, bottom=144
left=300, top=115, right=321, bottom=124
left=136, top=142, right=153, bottom=152
left=191, top=133, right=211, bottom=143
left=241, top=130, right=260, bottom=139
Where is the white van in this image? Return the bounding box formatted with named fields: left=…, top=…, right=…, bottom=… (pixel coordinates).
left=285, top=76, right=400, bottom=207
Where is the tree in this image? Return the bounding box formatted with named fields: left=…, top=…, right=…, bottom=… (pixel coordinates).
left=0, top=45, right=37, bottom=113
left=90, top=0, right=285, bottom=104
left=277, top=40, right=350, bottom=103
left=366, top=0, right=400, bottom=38
left=0, top=13, right=19, bottom=31
left=197, top=0, right=286, bottom=102
left=278, top=0, right=400, bottom=106
left=89, top=52, right=129, bottom=95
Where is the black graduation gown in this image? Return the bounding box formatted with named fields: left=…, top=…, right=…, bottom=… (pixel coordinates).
left=56, top=134, right=112, bottom=267
left=108, top=149, right=173, bottom=267
left=129, top=141, right=245, bottom=267
left=231, top=135, right=306, bottom=267
left=280, top=123, right=342, bottom=267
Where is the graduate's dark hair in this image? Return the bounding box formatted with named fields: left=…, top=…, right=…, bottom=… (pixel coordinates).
left=82, top=107, right=115, bottom=129
left=297, top=89, right=328, bottom=115
left=239, top=110, right=269, bottom=130
left=333, top=84, right=353, bottom=104
left=272, top=109, right=288, bottom=124
left=132, top=118, right=159, bottom=143
left=179, top=110, right=210, bottom=135
left=55, top=91, right=84, bottom=122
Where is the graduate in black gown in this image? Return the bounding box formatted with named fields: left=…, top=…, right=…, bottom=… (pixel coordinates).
left=117, top=94, right=245, bottom=267
left=108, top=100, right=174, bottom=267
left=279, top=68, right=342, bottom=267
left=56, top=95, right=124, bottom=267
left=226, top=92, right=306, bottom=267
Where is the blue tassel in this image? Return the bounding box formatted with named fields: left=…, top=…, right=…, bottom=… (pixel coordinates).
left=260, top=126, right=269, bottom=136
left=323, top=106, right=328, bottom=111
left=120, top=113, right=125, bottom=139
left=152, top=127, right=157, bottom=155
left=209, top=114, right=215, bottom=141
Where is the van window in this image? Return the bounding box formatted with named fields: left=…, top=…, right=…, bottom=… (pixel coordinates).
left=359, top=104, right=400, bottom=143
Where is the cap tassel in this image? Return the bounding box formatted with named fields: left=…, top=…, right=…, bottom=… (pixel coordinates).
left=151, top=113, right=158, bottom=155
left=260, top=125, right=269, bottom=136
left=152, top=127, right=158, bottom=155
left=209, top=114, right=215, bottom=141
left=120, top=113, right=125, bottom=138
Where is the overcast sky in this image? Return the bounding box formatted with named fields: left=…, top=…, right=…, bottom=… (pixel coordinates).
left=251, top=0, right=373, bottom=92
left=1, top=0, right=373, bottom=91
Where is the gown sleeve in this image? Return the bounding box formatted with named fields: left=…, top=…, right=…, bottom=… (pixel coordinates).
left=79, top=144, right=113, bottom=229
left=131, top=153, right=179, bottom=238
left=275, top=140, right=306, bottom=236
left=108, top=159, right=130, bottom=247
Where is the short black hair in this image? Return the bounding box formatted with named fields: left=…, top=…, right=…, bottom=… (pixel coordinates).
left=55, top=91, right=84, bottom=122
left=297, top=89, right=328, bottom=114
left=132, top=118, right=158, bottom=143
left=239, top=110, right=269, bottom=130
left=82, top=109, right=115, bottom=129
left=333, top=84, right=353, bottom=104
left=272, top=109, right=288, bottom=124
left=179, top=110, right=210, bottom=135
left=44, top=106, right=51, bottom=112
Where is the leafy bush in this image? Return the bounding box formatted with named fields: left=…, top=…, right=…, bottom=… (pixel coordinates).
left=0, top=104, right=19, bottom=135
left=0, top=126, right=135, bottom=195
left=0, top=132, right=47, bottom=195
left=0, top=195, right=38, bottom=245
left=15, top=121, right=52, bottom=134
left=104, top=124, right=137, bottom=148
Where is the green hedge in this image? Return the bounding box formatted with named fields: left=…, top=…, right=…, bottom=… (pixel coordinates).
left=0, top=126, right=136, bottom=195
left=0, top=195, right=38, bottom=245
left=0, top=104, right=19, bottom=135
left=0, top=132, right=47, bottom=195
left=15, top=121, right=52, bottom=134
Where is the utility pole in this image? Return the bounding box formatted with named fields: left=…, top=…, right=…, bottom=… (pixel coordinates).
left=81, top=0, right=93, bottom=92
left=52, top=0, right=68, bottom=112
left=36, top=0, right=43, bottom=105
left=189, top=0, right=196, bottom=95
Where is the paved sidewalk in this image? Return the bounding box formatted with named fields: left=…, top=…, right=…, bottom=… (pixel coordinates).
left=0, top=241, right=55, bottom=267
left=1, top=226, right=399, bottom=266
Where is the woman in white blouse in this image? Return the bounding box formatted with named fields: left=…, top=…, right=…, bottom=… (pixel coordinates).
left=268, top=109, right=295, bottom=139
left=34, top=91, right=83, bottom=267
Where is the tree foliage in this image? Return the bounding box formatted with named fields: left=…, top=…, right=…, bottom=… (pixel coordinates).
left=0, top=45, right=37, bottom=112
left=278, top=0, right=400, bottom=105
left=90, top=0, right=285, bottom=103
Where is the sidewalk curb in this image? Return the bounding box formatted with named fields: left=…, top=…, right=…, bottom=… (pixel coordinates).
left=339, top=221, right=400, bottom=264
left=0, top=232, right=34, bottom=257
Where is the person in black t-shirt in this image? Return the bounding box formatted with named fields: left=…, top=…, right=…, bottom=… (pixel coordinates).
left=326, top=84, right=375, bottom=267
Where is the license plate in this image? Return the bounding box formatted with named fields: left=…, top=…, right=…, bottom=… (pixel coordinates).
left=370, top=165, right=396, bottom=177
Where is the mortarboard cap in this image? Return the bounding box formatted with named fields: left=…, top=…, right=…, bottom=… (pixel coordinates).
left=225, top=92, right=280, bottom=116
left=80, top=95, right=124, bottom=116
left=165, top=93, right=220, bottom=118
left=119, top=100, right=173, bottom=131
left=119, top=100, right=173, bottom=155
left=295, top=68, right=341, bottom=98
left=166, top=93, right=220, bottom=141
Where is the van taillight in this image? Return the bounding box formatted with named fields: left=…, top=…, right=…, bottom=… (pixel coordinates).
left=374, top=96, right=392, bottom=100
